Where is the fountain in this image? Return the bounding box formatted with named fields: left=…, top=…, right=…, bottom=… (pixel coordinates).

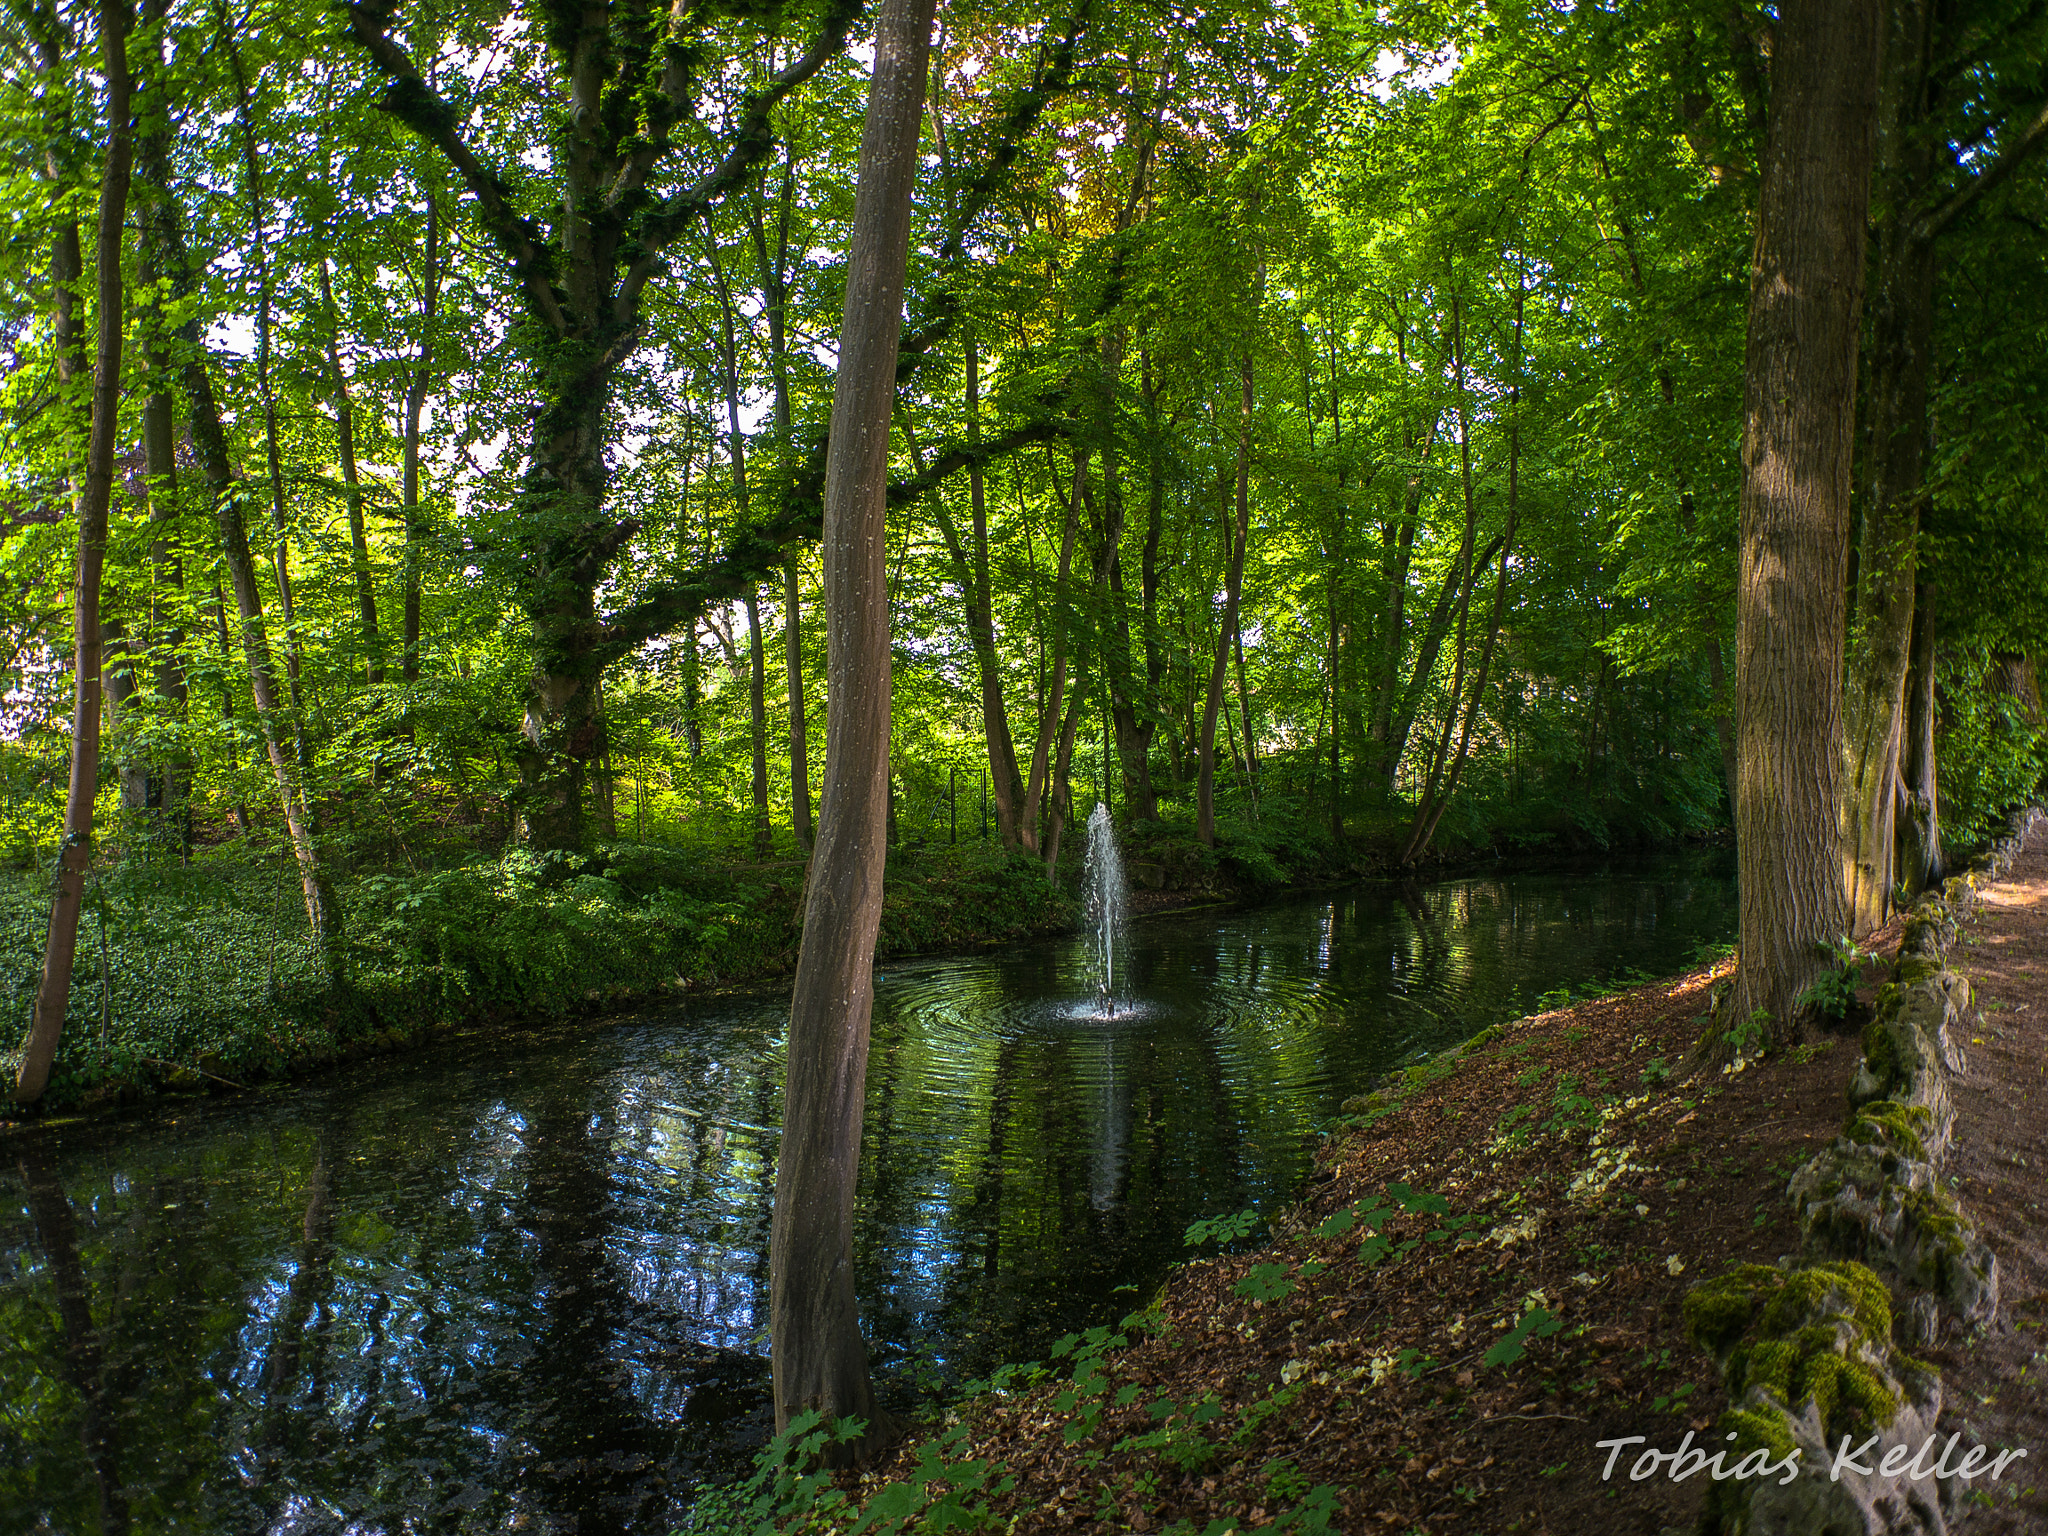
left=1082, top=803, right=1128, bottom=1019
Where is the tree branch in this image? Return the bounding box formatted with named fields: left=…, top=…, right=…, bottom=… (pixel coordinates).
left=1917, top=95, right=2048, bottom=242
left=592, top=415, right=1063, bottom=661
left=614, top=0, right=866, bottom=324
left=345, top=1, right=570, bottom=334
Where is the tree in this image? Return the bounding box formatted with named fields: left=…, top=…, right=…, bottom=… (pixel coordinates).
left=1726, top=0, right=1880, bottom=1034
left=768, top=0, right=935, bottom=1459
left=17, top=0, right=135, bottom=1105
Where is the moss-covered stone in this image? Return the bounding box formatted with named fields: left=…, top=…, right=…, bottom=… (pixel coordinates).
left=1681, top=1263, right=1784, bottom=1357
left=1842, top=1099, right=1932, bottom=1161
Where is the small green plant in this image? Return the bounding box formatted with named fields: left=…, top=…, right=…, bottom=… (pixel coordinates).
left=1483, top=1304, right=1563, bottom=1368
left=1725, top=1007, right=1771, bottom=1058
left=1641, top=1056, right=1673, bottom=1086
left=1795, top=935, right=1875, bottom=1022
left=1183, top=1207, right=1262, bottom=1248
left=1264, top=1458, right=1311, bottom=1504
left=1235, top=1262, right=1298, bottom=1302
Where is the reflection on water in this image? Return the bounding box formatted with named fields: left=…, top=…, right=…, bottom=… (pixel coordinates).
left=0, top=854, right=1733, bottom=1533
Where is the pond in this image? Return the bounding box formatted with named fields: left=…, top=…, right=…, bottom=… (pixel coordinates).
left=0, top=852, right=1735, bottom=1535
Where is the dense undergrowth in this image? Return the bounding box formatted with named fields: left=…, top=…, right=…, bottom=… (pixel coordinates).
left=0, top=834, right=1086, bottom=1113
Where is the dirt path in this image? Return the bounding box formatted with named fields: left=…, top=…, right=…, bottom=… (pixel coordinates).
left=1942, top=825, right=2048, bottom=1534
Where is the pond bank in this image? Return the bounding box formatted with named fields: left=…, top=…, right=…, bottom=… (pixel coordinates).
left=774, top=822, right=2047, bottom=1535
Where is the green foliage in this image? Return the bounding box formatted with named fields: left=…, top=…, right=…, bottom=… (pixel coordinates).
left=1794, top=936, right=1875, bottom=1023
left=1482, top=1304, right=1562, bottom=1368
left=1183, top=1208, right=1263, bottom=1249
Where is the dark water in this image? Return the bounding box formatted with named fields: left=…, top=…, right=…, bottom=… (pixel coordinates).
left=0, top=854, right=1734, bottom=1535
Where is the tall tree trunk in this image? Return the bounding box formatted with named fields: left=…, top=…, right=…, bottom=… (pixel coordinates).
left=930, top=339, right=1030, bottom=849
left=19, top=0, right=132, bottom=1105
left=1403, top=283, right=1523, bottom=865
left=747, top=591, right=772, bottom=857
left=320, top=259, right=383, bottom=685
left=707, top=227, right=773, bottom=859
left=1198, top=361, right=1255, bottom=847
left=770, top=0, right=933, bottom=1459
left=1022, top=459, right=1082, bottom=852
left=136, top=88, right=344, bottom=971
left=1728, top=0, right=1879, bottom=1035
left=402, top=191, right=440, bottom=686
left=140, top=345, right=190, bottom=855
left=1841, top=0, right=1940, bottom=936
left=782, top=554, right=812, bottom=851
left=749, top=148, right=815, bottom=854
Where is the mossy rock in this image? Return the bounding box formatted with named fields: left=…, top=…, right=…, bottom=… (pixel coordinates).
left=1685, top=1261, right=1902, bottom=1439
left=1842, top=1099, right=1932, bottom=1162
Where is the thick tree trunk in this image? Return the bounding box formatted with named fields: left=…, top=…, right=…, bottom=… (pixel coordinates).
left=19, top=0, right=132, bottom=1105
left=1728, top=0, right=1879, bottom=1035
left=1198, top=362, right=1255, bottom=847
left=770, top=0, right=933, bottom=1460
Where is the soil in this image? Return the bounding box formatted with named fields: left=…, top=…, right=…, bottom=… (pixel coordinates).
left=1940, top=826, right=2048, bottom=1535
left=854, top=946, right=1897, bottom=1533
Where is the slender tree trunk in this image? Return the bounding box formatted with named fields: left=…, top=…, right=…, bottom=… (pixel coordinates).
left=1022, top=461, right=1081, bottom=852
left=402, top=192, right=440, bottom=686
left=1897, top=580, right=1943, bottom=892
left=1402, top=283, right=1524, bottom=864
left=140, top=356, right=190, bottom=855
left=770, top=0, right=934, bottom=1459
left=19, top=0, right=132, bottom=1104
left=1198, top=361, right=1255, bottom=847
left=137, top=104, right=344, bottom=968
left=750, top=152, right=816, bottom=854
left=783, top=553, right=812, bottom=851
left=1728, top=0, right=1880, bottom=1035
left=707, top=228, right=774, bottom=859
left=930, top=340, right=1030, bottom=849
left=747, top=591, right=772, bottom=857
left=320, top=260, right=383, bottom=686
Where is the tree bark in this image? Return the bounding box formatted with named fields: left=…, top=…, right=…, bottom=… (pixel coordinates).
left=769, top=0, right=934, bottom=1460
left=19, top=0, right=132, bottom=1105
left=1728, top=0, right=1879, bottom=1035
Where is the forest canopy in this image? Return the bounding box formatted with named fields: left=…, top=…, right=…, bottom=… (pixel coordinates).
left=2, top=0, right=2046, bottom=1097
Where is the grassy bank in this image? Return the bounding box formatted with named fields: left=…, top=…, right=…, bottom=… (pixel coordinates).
left=0, top=836, right=1093, bottom=1116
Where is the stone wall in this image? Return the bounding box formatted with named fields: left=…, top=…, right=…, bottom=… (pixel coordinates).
left=1680, top=804, right=2044, bottom=1536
